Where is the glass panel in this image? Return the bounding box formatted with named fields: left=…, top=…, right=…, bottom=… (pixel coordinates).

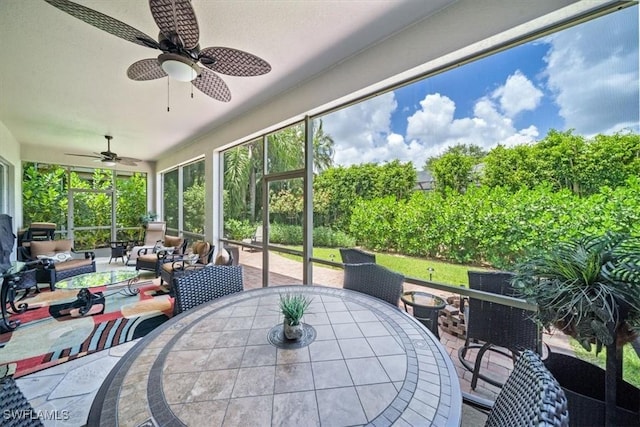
left=22, top=162, right=68, bottom=235
left=115, top=171, right=147, bottom=242
left=182, top=160, right=205, bottom=236
left=163, top=169, right=179, bottom=231
left=266, top=123, right=304, bottom=174
left=70, top=166, right=113, bottom=190
left=267, top=177, right=303, bottom=285
left=223, top=140, right=262, bottom=242
left=72, top=191, right=112, bottom=249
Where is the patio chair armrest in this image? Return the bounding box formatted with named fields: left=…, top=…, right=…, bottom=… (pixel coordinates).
left=158, top=250, right=181, bottom=262
left=461, top=391, right=494, bottom=414
left=138, top=247, right=152, bottom=256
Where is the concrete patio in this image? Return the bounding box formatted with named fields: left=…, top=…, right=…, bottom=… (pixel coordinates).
left=15, top=250, right=573, bottom=426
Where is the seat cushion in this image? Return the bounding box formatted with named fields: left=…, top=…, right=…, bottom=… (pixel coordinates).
left=214, top=247, right=230, bottom=265
left=138, top=253, right=158, bottom=263
left=30, top=239, right=73, bottom=257
left=192, top=241, right=211, bottom=264
left=164, top=235, right=184, bottom=251
left=54, top=258, right=93, bottom=272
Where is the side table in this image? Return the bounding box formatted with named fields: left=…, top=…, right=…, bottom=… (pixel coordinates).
left=401, top=290, right=446, bottom=339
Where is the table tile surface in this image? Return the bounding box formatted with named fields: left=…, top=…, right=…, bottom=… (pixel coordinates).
left=93, top=285, right=461, bottom=427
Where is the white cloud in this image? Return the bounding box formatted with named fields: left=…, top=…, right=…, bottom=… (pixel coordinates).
left=491, top=70, right=543, bottom=117
left=543, top=8, right=639, bottom=135
left=404, top=92, right=539, bottom=159
left=324, top=66, right=547, bottom=166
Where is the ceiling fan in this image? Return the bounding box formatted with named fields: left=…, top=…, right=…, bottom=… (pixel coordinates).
left=44, top=0, right=272, bottom=102
left=65, top=135, right=142, bottom=167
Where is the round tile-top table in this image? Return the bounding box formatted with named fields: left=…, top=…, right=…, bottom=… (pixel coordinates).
left=89, top=285, right=462, bottom=427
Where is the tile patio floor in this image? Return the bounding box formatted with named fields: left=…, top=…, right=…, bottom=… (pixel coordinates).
left=15, top=249, right=573, bottom=426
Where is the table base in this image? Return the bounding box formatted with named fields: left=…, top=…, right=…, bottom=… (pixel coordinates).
left=70, top=277, right=140, bottom=316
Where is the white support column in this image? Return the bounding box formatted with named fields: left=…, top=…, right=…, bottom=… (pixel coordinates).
left=210, top=150, right=221, bottom=248
left=303, top=116, right=314, bottom=285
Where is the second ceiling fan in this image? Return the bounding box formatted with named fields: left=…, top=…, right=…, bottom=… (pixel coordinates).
left=66, top=135, right=142, bottom=167
left=44, top=0, right=272, bottom=102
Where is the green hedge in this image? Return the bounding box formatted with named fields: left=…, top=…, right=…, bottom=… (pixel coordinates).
left=349, top=177, right=640, bottom=268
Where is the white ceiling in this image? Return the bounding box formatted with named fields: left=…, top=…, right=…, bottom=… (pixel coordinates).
left=1, top=0, right=456, bottom=163
left=0, top=0, right=620, bottom=167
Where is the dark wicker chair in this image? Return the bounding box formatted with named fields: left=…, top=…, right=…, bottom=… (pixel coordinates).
left=108, top=241, right=128, bottom=264
left=159, top=241, right=215, bottom=287
left=463, top=350, right=569, bottom=427
left=0, top=375, right=44, bottom=427
left=339, top=248, right=376, bottom=264
left=136, top=236, right=188, bottom=277
left=343, top=263, right=403, bottom=307
left=458, top=271, right=541, bottom=390
left=172, top=265, right=244, bottom=315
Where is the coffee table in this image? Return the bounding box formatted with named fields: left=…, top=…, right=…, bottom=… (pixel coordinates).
left=55, top=270, right=140, bottom=316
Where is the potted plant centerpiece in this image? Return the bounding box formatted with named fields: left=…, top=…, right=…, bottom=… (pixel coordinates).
left=279, top=293, right=312, bottom=340
left=511, top=232, right=640, bottom=427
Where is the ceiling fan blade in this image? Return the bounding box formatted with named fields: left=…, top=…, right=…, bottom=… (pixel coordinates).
left=44, top=0, right=158, bottom=49
left=116, top=159, right=139, bottom=167
left=199, top=47, right=272, bottom=76
left=127, top=59, right=167, bottom=81
left=65, top=153, right=103, bottom=159
left=117, top=156, right=143, bottom=163
left=149, top=0, right=199, bottom=50
left=191, top=68, right=231, bottom=102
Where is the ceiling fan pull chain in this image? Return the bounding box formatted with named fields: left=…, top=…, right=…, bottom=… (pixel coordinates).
left=167, top=77, right=170, bottom=112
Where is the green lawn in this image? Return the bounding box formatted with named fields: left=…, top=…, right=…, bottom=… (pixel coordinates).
left=571, top=340, right=640, bottom=389
left=281, top=246, right=491, bottom=287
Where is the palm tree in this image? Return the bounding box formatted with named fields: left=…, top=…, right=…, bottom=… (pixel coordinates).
left=223, top=120, right=335, bottom=223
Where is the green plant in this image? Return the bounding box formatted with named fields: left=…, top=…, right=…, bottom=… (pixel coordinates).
left=512, top=232, right=640, bottom=351
left=139, top=211, right=158, bottom=225
left=512, top=232, right=640, bottom=425
left=279, top=293, right=312, bottom=326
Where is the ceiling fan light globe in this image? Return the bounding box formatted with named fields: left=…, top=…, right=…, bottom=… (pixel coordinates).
left=102, top=160, right=117, bottom=167
left=159, top=53, right=200, bottom=82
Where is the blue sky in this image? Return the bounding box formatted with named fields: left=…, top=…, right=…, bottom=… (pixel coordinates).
left=322, top=6, right=639, bottom=167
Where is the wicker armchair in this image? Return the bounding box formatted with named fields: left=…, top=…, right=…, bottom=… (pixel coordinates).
left=172, top=265, right=244, bottom=315
left=135, top=235, right=188, bottom=277
left=159, top=241, right=215, bottom=288
left=339, top=248, right=376, bottom=264
left=458, top=271, right=541, bottom=390
left=343, top=263, right=403, bottom=307
left=1, top=375, right=44, bottom=427
left=463, top=350, right=569, bottom=427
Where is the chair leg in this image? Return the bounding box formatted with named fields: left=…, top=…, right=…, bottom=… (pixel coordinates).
left=471, top=342, right=492, bottom=390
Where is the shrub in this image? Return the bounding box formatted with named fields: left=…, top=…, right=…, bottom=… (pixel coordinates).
left=224, top=219, right=256, bottom=240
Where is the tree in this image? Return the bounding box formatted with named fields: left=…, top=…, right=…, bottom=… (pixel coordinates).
left=426, top=144, right=484, bottom=193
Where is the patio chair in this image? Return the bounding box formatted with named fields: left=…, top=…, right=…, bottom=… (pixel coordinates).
left=343, top=263, right=403, bottom=307
left=18, top=239, right=96, bottom=290
left=241, top=226, right=263, bottom=251
left=339, top=248, right=376, bottom=264
left=108, top=241, right=128, bottom=264
left=458, top=271, right=541, bottom=390
left=462, top=350, right=569, bottom=426
left=159, top=241, right=214, bottom=287
left=172, top=265, right=244, bottom=315
left=127, top=221, right=166, bottom=265
left=136, top=235, right=187, bottom=277
left=1, top=374, right=44, bottom=427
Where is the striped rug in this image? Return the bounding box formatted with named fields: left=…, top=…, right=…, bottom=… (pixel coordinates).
left=0, top=281, right=173, bottom=378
